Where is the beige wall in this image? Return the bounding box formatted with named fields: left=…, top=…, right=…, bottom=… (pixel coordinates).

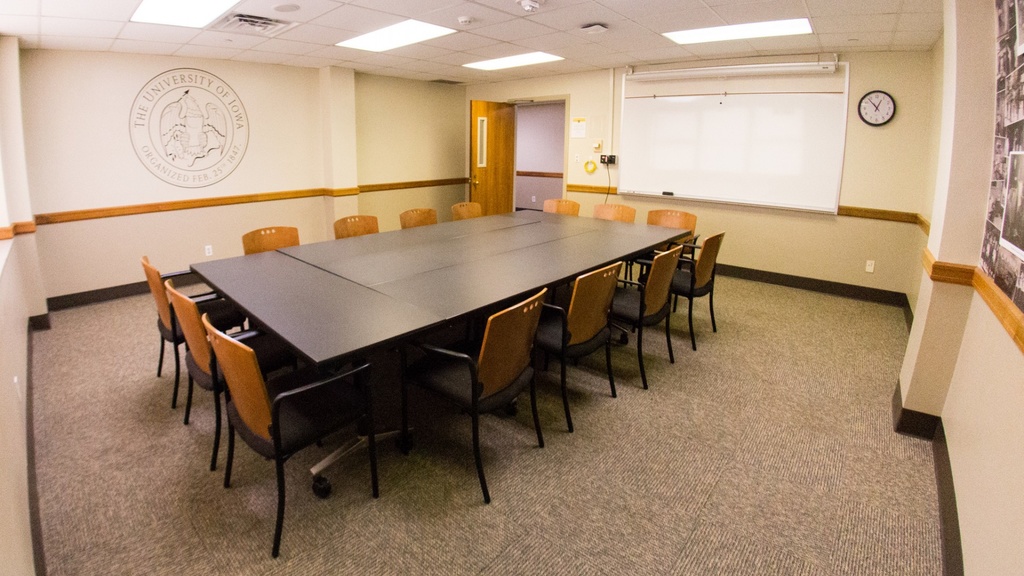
left=468, top=57, right=935, bottom=305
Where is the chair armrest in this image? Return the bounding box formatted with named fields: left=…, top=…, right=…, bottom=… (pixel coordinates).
left=159, top=269, right=194, bottom=281
left=417, top=342, right=475, bottom=364
left=617, top=278, right=642, bottom=289
left=229, top=329, right=262, bottom=342
left=191, top=291, right=222, bottom=304
left=270, top=362, right=372, bottom=444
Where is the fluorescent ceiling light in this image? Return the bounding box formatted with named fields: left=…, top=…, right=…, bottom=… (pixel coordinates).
left=664, top=18, right=812, bottom=45
left=131, top=0, right=238, bottom=28
left=337, top=20, right=456, bottom=52
left=464, top=52, right=563, bottom=71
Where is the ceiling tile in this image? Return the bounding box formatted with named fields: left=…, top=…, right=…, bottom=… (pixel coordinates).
left=36, top=35, right=114, bottom=51
left=189, top=30, right=270, bottom=50
left=812, top=14, right=899, bottom=34
left=817, top=31, right=895, bottom=47
left=109, top=38, right=180, bottom=55
left=594, top=0, right=707, bottom=20
left=2, top=0, right=40, bottom=17
left=311, top=4, right=404, bottom=33
left=525, top=2, right=627, bottom=31
left=512, top=31, right=588, bottom=50
left=472, top=17, right=558, bottom=42
left=747, top=34, right=822, bottom=52
left=282, top=54, right=350, bottom=68
left=680, top=39, right=759, bottom=58
left=0, top=15, right=39, bottom=35
left=232, top=49, right=293, bottom=64
left=253, top=37, right=320, bottom=55
left=41, top=0, right=137, bottom=20
left=711, top=0, right=809, bottom=24
left=805, top=0, right=903, bottom=17
left=901, top=0, right=943, bottom=13
left=898, top=12, right=943, bottom=32
left=422, top=31, right=499, bottom=51
left=118, top=22, right=200, bottom=43
left=634, top=7, right=725, bottom=34
left=173, top=44, right=244, bottom=60
left=347, top=0, right=465, bottom=19
left=40, top=16, right=122, bottom=37
left=387, top=43, right=454, bottom=60
left=893, top=30, right=941, bottom=47
left=277, top=23, right=352, bottom=44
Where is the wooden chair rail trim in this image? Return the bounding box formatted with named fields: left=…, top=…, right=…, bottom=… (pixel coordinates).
left=836, top=205, right=920, bottom=224
left=922, top=247, right=1024, bottom=354
left=0, top=226, right=12, bottom=240
left=358, top=178, right=469, bottom=193
left=922, top=249, right=975, bottom=286
left=566, top=184, right=617, bottom=195
left=973, top=269, right=1024, bottom=353
left=516, top=171, right=563, bottom=179
left=33, top=180, right=466, bottom=225
left=13, top=221, right=36, bottom=234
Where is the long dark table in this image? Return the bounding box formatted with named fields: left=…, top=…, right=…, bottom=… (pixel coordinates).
left=192, top=211, right=690, bottom=366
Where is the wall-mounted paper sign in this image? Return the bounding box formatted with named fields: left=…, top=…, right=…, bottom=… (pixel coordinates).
left=570, top=117, right=587, bottom=138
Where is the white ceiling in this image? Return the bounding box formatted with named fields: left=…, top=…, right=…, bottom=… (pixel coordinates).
left=0, top=0, right=943, bottom=84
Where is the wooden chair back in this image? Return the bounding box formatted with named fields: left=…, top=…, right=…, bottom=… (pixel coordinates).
left=476, top=288, right=547, bottom=398
left=165, top=280, right=213, bottom=374
left=451, top=202, right=483, bottom=221
left=399, top=208, right=438, bottom=229
left=202, top=313, right=273, bottom=441
left=566, top=261, right=622, bottom=345
left=693, top=232, right=725, bottom=289
left=242, top=226, right=299, bottom=255
left=141, top=256, right=173, bottom=330
left=593, top=203, right=636, bottom=223
left=543, top=199, right=580, bottom=216
left=334, top=215, right=379, bottom=239
left=644, top=245, right=683, bottom=314
left=647, top=209, right=696, bottom=250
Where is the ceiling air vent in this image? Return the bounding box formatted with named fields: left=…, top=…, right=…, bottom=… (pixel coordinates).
left=211, top=13, right=297, bottom=37
left=430, top=79, right=463, bottom=85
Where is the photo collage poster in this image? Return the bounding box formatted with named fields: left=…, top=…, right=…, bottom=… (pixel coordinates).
left=989, top=0, right=1024, bottom=310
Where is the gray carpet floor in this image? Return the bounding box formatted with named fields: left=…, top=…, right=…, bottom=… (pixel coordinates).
left=30, top=276, right=942, bottom=575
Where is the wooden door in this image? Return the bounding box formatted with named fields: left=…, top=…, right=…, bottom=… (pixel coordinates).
left=470, top=100, right=515, bottom=215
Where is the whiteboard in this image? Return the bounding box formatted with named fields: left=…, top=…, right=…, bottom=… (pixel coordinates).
left=618, top=92, right=847, bottom=213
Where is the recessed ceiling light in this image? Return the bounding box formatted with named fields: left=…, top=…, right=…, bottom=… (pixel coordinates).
left=131, top=0, right=238, bottom=28
left=663, top=18, right=812, bottom=45
left=464, top=52, right=563, bottom=71
left=337, top=19, right=456, bottom=52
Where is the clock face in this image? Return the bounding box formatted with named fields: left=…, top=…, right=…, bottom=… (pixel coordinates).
left=858, top=90, right=896, bottom=126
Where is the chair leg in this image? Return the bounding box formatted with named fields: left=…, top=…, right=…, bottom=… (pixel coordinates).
left=709, top=289, right=717, bottom=332
left=210, top=388, right=222, bottom=471
left=637, top=325, right=648, bottom=390
left=399, top=373, right=411, bottom=455
left=272, top=457, right=286, bottom=558
left=157, top=337, right=165, bottom=377
left=170, top=342, right=181, bottom=409
left=224, top=422, right=235, bottom=489
left=605, top=339, right=617, bottom=398
left=688, top=297, right=697, bottom=351
left=665, top=313, right=674, bottom=364
left=530, top=376, right=545, bottom=448
left=471, top=411, right=490, bottom=504
left=559, top=355, right=573, bottom=433
left=183, top=374, right=194, bottom=425
left=361, top=369, right=380, bottom=498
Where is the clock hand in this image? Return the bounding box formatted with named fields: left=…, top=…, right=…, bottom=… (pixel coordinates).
left=871, top=99, right=881, bottom=111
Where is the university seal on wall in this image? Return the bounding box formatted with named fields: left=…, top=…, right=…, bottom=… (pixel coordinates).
left=129, top=68, right=249, bottom=188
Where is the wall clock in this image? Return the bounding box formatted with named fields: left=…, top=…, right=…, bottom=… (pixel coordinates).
left=858, top=90, right=896, bottom=126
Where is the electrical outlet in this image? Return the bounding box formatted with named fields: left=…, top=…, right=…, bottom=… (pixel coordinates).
left=205, top=245, right=213, bottom=257
left=600, top=154, right=617, bottom=165
left=531, top=195, right=536, bottom=203
left=865, top=260, right=875, bottom=273
left=575, top=154, right=580, bottom=163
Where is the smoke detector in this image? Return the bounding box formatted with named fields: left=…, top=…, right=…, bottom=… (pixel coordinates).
left=581, top=23, right=608, bottom=34
left=518, top=0, right=541, bottom=13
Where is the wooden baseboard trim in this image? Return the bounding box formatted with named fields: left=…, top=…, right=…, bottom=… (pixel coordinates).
left=25, top=325, right=47, bottom=576
left=717, top=264, right=910, bottom=308
left=891, top=383, right=940, bottom=439
left=933, top=422, right=965, bottom=576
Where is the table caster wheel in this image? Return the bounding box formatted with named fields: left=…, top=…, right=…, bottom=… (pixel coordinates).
left=312, top=475, right=332, bottom=499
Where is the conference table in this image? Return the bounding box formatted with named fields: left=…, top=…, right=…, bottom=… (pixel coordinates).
left=191, top=210, right=691, bottom=367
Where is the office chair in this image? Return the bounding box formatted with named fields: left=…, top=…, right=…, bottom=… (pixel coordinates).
left=451, top=201, right=483, bottom=221
left=399, top=288, right=547, bottom=504
left=593, top=203, right=637, bottom=223
left=609, top=245, right=683, bottom=390
left=242, top=226, right=300, bottom=255
left=333, top=215, right=379, bottom=239
left=203, top=314, right=379, bottom=558
left=141, top=256, right=243, bottom=410
left=671, top=232, right=725, bottom=351
left=535, top=262, right=622, bottom=432
left=631, top=209, right=698, bottom=279
left=165, top=280, right=294, bottom=471
left=399, top=208, right=438, bottom=229
left=543, top=198, right=580, bottom=216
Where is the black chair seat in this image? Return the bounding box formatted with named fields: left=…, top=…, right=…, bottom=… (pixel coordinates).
left=228, top=365, right=365, bottom=459
left=200, top=298, right=247, bottom=332
left=535, top=311, right=609, bottom=359
left=671, top=268, right=713, bottom=298
left=610, top=286, right=669, bottom=327
left=409, top=353, right=534, bottom=414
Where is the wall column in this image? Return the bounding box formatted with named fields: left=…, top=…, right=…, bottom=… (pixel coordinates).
left=896, top=0, right=996, bottom=436
left=319, top=66, right=360, bottom=235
